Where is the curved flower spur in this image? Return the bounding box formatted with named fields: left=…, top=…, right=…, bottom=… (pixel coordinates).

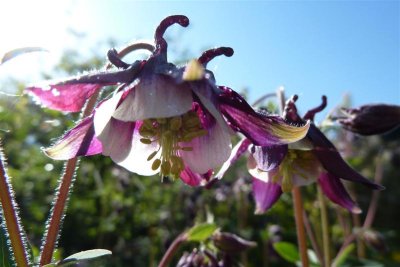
left=25, top=15, right=309, bottom=186
left=217, top=95, right=384, bottom=214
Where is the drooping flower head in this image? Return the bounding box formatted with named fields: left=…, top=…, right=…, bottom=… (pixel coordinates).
left=217, top=95, right=384, bottom=213
left=26, top=15, right=310, bottom=186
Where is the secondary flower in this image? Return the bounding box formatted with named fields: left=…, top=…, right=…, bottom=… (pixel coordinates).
left=217, top=95, right=384, bottom=213
left=338, top=104, right=400, bottom=135
left=26, top=15, right=309, bottom=186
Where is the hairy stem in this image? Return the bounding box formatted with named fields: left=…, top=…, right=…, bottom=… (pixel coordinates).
left=39, top=91, right=100, bottom=266
left=158, top=233, right=187, bottom=267
left=0, top=149, right=30, bottom=267
left=318, top=185, right=331, bottom=267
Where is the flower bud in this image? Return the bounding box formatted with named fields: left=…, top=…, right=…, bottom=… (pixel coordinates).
left=339, top=104, right=400, bottom=135
left=212, top=232, right=257, bottom=253
left=362, top=229, right=388, bottom=253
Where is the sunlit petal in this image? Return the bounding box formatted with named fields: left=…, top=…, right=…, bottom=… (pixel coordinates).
left=44, top=116, right=102, bottom=159
left=112, top=75, right=193, bottom=121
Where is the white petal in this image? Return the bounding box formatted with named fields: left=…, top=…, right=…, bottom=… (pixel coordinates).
left=97, top=118, right=135, bottom=163
left=179, top=121, right=232, bottom=174
left=116, top=125, right=160, bottom=176
left=247, top=154, right=279, bottom=183
left=93, top=90, right=124, bottom=136
left=112, top=75, right=193, bottom=121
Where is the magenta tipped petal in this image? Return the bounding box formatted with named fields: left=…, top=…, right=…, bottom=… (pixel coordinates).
left=26, top=83, right=102, bottom=112
left=252, top=178, right=282, bottom=214
left=318, top=172, right=362, bottom=214
left=44, top=116, right=102, bottom=160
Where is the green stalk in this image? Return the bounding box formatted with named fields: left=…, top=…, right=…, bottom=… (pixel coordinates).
left=318, top=184, right=331, bottom=267
left=0, top=146, right=30, bottom=267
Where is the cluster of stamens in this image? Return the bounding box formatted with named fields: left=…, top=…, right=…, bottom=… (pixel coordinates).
left=139, top=111, right=207, bottom=178
left=272, top=150, right=317, bottom=192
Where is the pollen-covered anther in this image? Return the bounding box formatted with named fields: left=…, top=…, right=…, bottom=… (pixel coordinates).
left=139, top=111, right=207, bottom=178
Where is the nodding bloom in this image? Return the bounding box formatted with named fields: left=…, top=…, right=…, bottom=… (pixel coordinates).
left=26, top=15, right=309, bottom=186
left=338, top=104, right=400, bottom=136
left=217, top=95, right=384, bottom=213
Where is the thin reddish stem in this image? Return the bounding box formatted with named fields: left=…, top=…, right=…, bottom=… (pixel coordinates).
left=0, top=151, right=30, bottom=267
left=292, top=187, right=310, bottom=267
left=158, top=233, right=188, bottom=267
left=39, top=90, right=100, bottom=266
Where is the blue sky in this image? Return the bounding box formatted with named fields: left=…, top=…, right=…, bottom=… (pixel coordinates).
left=1, top=0, right=399, bottom=119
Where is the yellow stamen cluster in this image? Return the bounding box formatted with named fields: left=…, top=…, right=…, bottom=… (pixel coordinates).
left=272, top=150, right=317, bottom=193
left=139, top=111, right=207, bottom=178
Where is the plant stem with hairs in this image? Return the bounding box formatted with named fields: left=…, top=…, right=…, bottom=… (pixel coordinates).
left=0, top=146, right=30, bottom=267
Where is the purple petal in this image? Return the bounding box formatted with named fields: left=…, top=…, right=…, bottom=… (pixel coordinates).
left=218, top=87, right=309, bottom=146
left=215, top=138, right=252, bottom=179
left=251, top=145, right=288, bottom=172
left=26, top=83, right=102, bottom=112
left=318, top=172, right=361, bottom=214
left=252, top=178, right=282, bottom=214
left=180, top=166, right=209, bottom=186
left=25, top=64, right=142, bottom=112
left=44, top=116, right=102, bottom=159
left=308, top=124, right=384, bottom=190
left=179, top=118, right=231, bottom=174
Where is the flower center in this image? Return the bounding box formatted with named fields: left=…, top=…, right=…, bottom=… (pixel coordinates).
left=273, top=150, right=318, bottom=192
left=139, top=111, right=207, bottom=178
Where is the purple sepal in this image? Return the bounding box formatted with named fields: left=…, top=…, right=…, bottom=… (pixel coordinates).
left=251, top=145, right=288, bottom=172
left=218, top=86, right=309, bottom=146
left=26, top=83, right=102, bottom=112
left=25, top=62, right=143, bottom=112
left=308, top=124, right=384, bottom=190
left=252, top=178, right=282, bottom=214
left=44, top=116, right=102, bottom=160
left=318, top=172, right=361, bottom=214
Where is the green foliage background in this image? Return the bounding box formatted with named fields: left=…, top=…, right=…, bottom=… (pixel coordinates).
left=0, top=47, right=399, bottom=266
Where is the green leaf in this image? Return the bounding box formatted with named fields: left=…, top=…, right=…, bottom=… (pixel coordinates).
left=187, top=223, right=218, bottom=242
left=57, top=249, right=112, bottom=266
left=1, top=47, right=47, bottom=64
left=273, top=241, right=300, bottom=263
left=0, top=212, right=16, bottom=267
left=332, top=244, right=355, bottom=267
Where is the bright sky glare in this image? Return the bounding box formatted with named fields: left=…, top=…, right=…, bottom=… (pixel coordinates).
left=0, top=0, right=399, bottom=119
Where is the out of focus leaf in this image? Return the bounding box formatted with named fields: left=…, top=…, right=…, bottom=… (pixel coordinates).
left=56, top=249, right=112, bottom=266
left=187, top=223, right=218, bottom=242
left=1, top=47, right=47, bottom=64
left=273, top=241, right=299, bottom=263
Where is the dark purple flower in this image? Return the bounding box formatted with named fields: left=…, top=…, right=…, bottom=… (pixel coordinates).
left=338, top=104, right=400, bottom=135
left=217, top=95, right=383, bottom=214
left=27, top=15, right=309, bottom=186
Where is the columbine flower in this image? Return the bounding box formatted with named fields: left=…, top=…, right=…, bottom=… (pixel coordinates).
left=338, top=104, right=400, bottom=135
left=217, top=95, right=384, bottom=213
left=26, top=15, right=309, bottom=186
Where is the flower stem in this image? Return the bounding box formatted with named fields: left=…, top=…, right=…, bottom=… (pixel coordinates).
left=39, top=91, right=100, bottom=266
left=318, top=184, right=331, bottom=267
left=292, top=187, right=310, bottom=267
left=0, top=147, right=30, bottom=267
left=158, top=233, right=187, bottom=267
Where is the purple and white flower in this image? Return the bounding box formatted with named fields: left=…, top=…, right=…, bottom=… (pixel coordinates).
left=26, top=15, right=310, bottom=186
